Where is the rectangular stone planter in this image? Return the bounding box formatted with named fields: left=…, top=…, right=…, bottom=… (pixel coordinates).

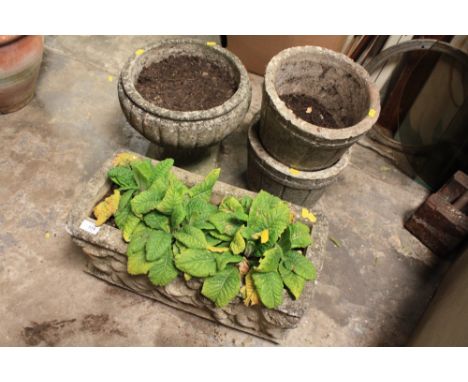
left=66, top=150, right=329, bottom=343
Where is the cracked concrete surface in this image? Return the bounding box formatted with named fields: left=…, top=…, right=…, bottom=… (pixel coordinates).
left=0, top=36, right=447, bottom=346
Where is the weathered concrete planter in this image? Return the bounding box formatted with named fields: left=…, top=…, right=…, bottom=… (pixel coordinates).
left=248, top=121, right=350, bottom=206
left=66, top=150, right=328, bottom=343
left=259, top=45, right=380, bottom=171
left=118, top=39, right=251, bottom=152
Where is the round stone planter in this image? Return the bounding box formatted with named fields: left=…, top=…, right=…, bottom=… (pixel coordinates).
left=0, top=35, right=44, bottom=114
left=259, top=45, right=380, bottom=171
left=118, top=39, right=251, bottom=154
left=248, top=121, right=350, bottom=206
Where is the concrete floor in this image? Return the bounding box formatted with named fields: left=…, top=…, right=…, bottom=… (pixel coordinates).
left=0, top=36, right=448, bottom=346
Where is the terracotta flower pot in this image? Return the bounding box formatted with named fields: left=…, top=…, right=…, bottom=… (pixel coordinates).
left=0, top=35, right=44, bottom=114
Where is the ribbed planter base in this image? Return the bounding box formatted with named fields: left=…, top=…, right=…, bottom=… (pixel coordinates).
left=248, top=122, right=350, bottom=206
left=146, top=142, right=217, bottom=165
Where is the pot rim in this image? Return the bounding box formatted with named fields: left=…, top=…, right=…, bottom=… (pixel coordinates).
left=264, top=45, right=381, bottom=141
left=120, top=38, right=250, bottom=121
left=249, top=121, right=350, bottom=181
left=0, top=35, right=23, bottom=46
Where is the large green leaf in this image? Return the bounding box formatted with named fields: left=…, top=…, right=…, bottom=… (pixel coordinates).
left=108, top=167, right=138, bottom=190
left=114, top=205, right=131, bottom=230
left=219, top=196, right=248, bottom=220
left=148, top=176, right=169, bottom=198
left=127, top=251, right=154, bottom=275
left=146, top=229, right=172, bottom=261
left=119, top=189, right=134, bottom=210
left=277, top=230, right=291, bottom=253
left=126, top=226, right=150, bottom=257
left=152, top=158, right=174, bottom=180
left=239, top=196, right=253, bottom=213
left=172, top=243, right=180, bottom=256
left=148, top=251, right=178, bottom=286
left=256, top=245, right=282, bottom=273
left=246, top=190, right=290, bottom=244
left=174, top=225, right=207, bottom=249
left=186, top=197, right=218, bottom=228
left=252, top=271, right=284, bottom=309
left=206, top=235, right=223, bottom=247
left=114, top=190, right=135, bottom=229
left=171, top=203, right=187, bottom=228
left=175, top=241, right=187, bottom=253
left=194, top=221, right=215, bottom=230
left=122, top=212, right=141, bottom=242
left=288, top=222, right=312, bottom=249
left=131, top=188, right=164, bottom=216
left=209, top=212, right=242, bottom=237
left=131, top=159, right=155, bottom=191
left=209, top=230, right=232, bottom=242
left=127, top=227, right=153, bottom=276
left=189, top=168, right=220, bottom=201
left=174, top=249, right=217, bottom=277
left=283, top=250, right=316, bottom=281
left=201, top=266, right=241, bottom=307
left=215, top=252, right=243, bottom=271
left=279, top=262, right=306, bottom=299
left=143, top=212, right=170, bottom=233
left=230, top=228, right=246, bottom=255
left=157, top=177, right=188, bottom=215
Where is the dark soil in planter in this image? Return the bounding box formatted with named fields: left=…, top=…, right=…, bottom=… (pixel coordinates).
left=136, top=55, right=238, bottom=111
left=279, top=93, right=339, bottom=128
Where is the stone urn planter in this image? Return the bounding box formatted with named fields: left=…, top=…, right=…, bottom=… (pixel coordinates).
left=259, top=45, right=380, bottom=171
left=118, top=39, right=251, bottom=156
left=66, top=150, right=328, bottom=343
left=0, top=35, right=44, bottom=114
left=248, top=120, right=350, bottom=206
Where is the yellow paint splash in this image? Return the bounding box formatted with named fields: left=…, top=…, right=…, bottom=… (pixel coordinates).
left=368, top=108, right=377, bottom=118
left=289, top=167, right=301, bottom=176
left=206, top=41, right=217, bottom=47
left=135, top=49, right=145, bottom=56
left=301, top=208, right=317, bottom=223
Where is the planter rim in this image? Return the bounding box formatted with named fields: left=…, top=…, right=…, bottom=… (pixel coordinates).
left=250, top=121, right=350, bottom=182
left=264, top=45, right=381, bottom=141
left=120, top=38, right=250, bottom=122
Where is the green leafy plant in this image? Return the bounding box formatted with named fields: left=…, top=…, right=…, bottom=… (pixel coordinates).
left=93, top=153, right=317, bottom=309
